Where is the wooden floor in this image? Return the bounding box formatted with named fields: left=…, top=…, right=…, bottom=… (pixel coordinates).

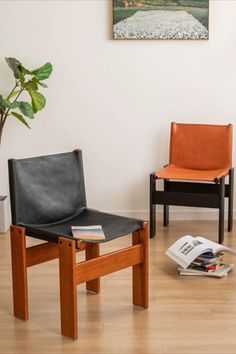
left=1, top=220, right=236, bottom=354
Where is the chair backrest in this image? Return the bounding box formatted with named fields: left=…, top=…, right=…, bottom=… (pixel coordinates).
left=169, top=122, right=233, bottom=170
left=8, top=150, right=87, bottom=225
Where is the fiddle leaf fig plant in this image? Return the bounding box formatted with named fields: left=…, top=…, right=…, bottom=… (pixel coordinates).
left=0, top=57, right=53, bottom=144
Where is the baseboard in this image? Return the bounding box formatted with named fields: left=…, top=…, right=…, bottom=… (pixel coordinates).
left=108, top=208, right=236, bottom=221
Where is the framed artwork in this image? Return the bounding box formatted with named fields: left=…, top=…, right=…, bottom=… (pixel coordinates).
left=112, top=0, right=209, bottom=40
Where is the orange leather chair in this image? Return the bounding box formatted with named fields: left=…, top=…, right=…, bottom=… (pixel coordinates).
left=150, top=122, right=234, bottom=244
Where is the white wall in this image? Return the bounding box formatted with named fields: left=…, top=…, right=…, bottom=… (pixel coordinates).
left=0, top=0, right=236, bottom=220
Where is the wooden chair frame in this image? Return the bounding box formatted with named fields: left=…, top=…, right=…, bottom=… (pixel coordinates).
left=10, top=222, right=148, bottom=339
left=150, top=168, right=234, bottom=244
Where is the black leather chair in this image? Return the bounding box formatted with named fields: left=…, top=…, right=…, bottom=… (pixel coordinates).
left=9, top=149, right=148, bottom=339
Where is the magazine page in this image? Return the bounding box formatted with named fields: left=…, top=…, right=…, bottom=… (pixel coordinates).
left=195, top=236, right=236, bottom=255
left=165, top=235, right=212, bottom=269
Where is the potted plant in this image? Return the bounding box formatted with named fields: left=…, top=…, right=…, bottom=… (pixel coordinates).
left=0, top=57, right=53, bottom=233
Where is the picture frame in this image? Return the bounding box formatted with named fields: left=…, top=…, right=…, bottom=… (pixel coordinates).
left=112, top=0, right=209, bottom=40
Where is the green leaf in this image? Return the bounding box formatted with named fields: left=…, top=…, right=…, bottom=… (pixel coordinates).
left=32, top=62, right=53, bottom=81
left=10, top=101, right=19, bottom=109
left=18, top=101, right=34, bottom=119
left=5, top=57, right=22, bottom=79
left=7, top=89, right=21, bottom=100
left=11, top=112, right=31, bottom=129
left=28, top=89, right=46, bottom=113
left=35, top=80, right=48, bottom=88
left=25, top=80, right=38, bottom=91
left=0, top=95, right=11, bottom=109
left=21, top=66, right=32, bottom=75
left=0, top=95, right=5, bottom=110
left=19, top=71, right=25, bottom=86
left=0, top=95, right=20, bottom=109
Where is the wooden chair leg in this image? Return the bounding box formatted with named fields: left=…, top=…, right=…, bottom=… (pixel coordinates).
left=10, top=226, right=29, bottom=320
left=132, top=222, right=149, bottom=309
left=163, top=179, right=169, bottom=226
left=85, top=243, right=100, bottom=293
left=59, top=237, right=78, bottom=339
left=150, top=174, right=156, bottom=238
left=219, top=177, right=225, bottom=244
left=228, top=168, right=234, bottom=232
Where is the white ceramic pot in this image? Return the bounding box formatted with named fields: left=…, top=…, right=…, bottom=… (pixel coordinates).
left=0, top=196, right=10, bottom=233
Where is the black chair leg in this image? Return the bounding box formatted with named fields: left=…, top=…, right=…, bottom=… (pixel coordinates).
left=163, top=179, right=169, bottom=226
left=228, top=168, right=234, bottom=232
left=150, top=174, right=156, bottom=238
left=219, top=176, right=225, bottom=244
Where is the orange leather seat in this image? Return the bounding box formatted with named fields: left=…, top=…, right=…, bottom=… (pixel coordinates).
left=156, top=164, right=230, bottom=182
left=150, top=122, right=234, bottom=244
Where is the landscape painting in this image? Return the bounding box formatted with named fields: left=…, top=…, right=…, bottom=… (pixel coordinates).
left=113, top=0, right=209, bottom=40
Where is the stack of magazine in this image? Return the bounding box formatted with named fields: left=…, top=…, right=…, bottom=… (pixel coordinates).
left=166, top=235, right=236, bottom=277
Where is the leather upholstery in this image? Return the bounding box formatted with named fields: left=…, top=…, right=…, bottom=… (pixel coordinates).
left=9, top=150, right=87, bottom=225
left=23, top=209, right=142, bottom=244
left=156, top=123, right=232, bottom=181
left=170, top=122, right=232, bottom=170
left=9, top=150, right=142, bottom=243
left=156, top=164, right=230, bottom=182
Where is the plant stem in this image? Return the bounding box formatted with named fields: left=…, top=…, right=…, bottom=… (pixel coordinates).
left=6, top=80, right=19, bottom=100
left=3, top=86, right=24, bottom=121
left=0, top=85, right=24, bottom=145
left=0, top=111, right=4, bottom=145
left=0, top=110, right=3, bottom=125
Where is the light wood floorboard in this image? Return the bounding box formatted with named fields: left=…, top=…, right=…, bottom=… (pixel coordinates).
left=0, top=220, right=236, bottom=354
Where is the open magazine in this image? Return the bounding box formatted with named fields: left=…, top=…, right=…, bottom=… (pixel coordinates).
left=166, top=235, right=236, bottom=269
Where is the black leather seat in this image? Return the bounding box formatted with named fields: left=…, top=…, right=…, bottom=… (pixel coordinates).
left=22, top=209, right=142, bottom=243
left=9, top=150, right=142, bottom=243
left=8, top=149, right=148, bottom=339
